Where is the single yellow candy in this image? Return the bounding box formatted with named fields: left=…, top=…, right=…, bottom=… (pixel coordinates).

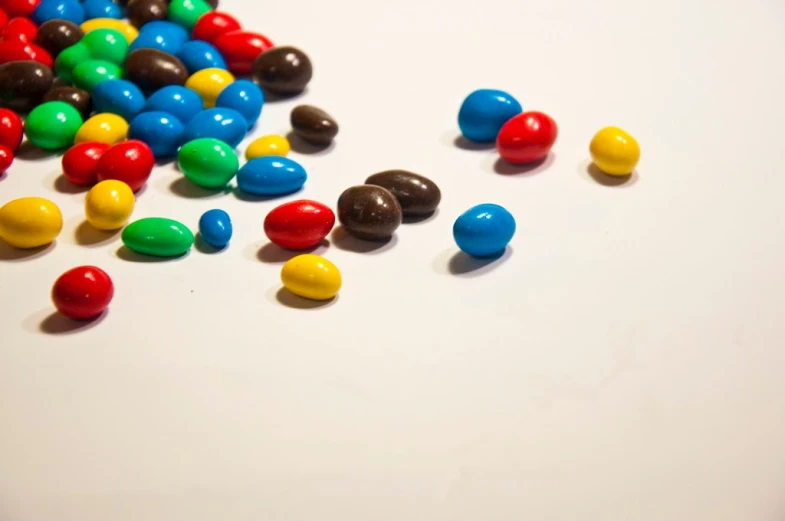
left=589, top=126, right=641, bottom=176
left=75, top=113, right=129, bottom=145
left=85, top=180, right=135, bottom=231
left=245, top=134, right=290, bottom=160
left=281, top=254, right=342, bottom=301
left=80, top=19, right=138, bottom=43
left=0, top=197, right=63, bottom=249
left=185, top=68, right=234, bottom=108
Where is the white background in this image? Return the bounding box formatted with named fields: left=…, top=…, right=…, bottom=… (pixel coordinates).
left=2, top=0, right=785, bottom=519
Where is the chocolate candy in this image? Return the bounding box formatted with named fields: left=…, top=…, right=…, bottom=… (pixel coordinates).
left=252, top=46, right=312, bottom=95
left=290, top=105, right=338, bottom=146
left=124, top=48, right=188, bottom=92
left=337, top=185, right=402, bottom=240
left=0, top=60, right=54, bottom=112
left=127, top=0, right=168, bottom=28
left=43, top=86, right=93, bottom=119
left=205, top=0, right=219, bottom=8
left=365, top=170, right=441, bottom=217
left=34, top=19, right=84, bottom=57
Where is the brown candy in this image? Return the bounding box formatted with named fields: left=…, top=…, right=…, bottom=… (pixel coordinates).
left=124, top=48, right=188, bottom=93
left=252, top=46, right=312, bottom=95
left=43, top=86, right=92, bottom=119
left=205, top=0, right=218, bottom=8
left=34, top=19, right=84, bottom=58
left=0, top=61, right=54, bottom=113
left=365, top=170, right=441, bottom=217
left=290, top=105, right=338, bottom=146
left=127, top=0, right=168, bottom=28
left=337, top=185, right=403, bottom=241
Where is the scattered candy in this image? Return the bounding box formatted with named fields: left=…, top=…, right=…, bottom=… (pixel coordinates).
left=0, top=108, right=23, bottom=152
left=177, top=40, right=226, bottom=73
left=237, top=156, right=307, bottom=196
left=24, top=100, right=83, bottom=149
left=141, top=84, right=202, bottom=124
left=125, top=48, right=188, bottom=92
left=33, top=0, right=85, bottom=26
left=128, top=20, right=188, bottom=55
left=75, top=113, right=129, bottom=145
left=365, top=170, right=441, bottom=217
left=264, top=200, right=335, bottom=250
left=168, top=0, right=213, bottom=30
left=0, top=145, right=12, bottom=173
left=458, top=89, right=522, bottom=143
left=95, top=139, right=154, bottom=191
left=51, top=265, right=114, bottom=319
left=290, top=104, right=338, bottom=146
left=214, top=30, right=273, bottom=75
left=85, top=179, right=135, bottom=230
left=252, top=46, right=312, bottom=96
left=337, top=185, right=402, bottom=240
left=43, top=86, right=92, bottom=118
left=280, top=254, right=341, bottom=301
left=198, top=208, right=232, bottom=248
left=127, top=0, right=168, bottom=28
left=178, top=137, right=238, bottom=188
left=191, top=11, right=240, bottom=44
left=121, top=216, right=194, bottom=257
left=62, top=141, right=110, bottom=185
left=496, top=111, right=558, bottom=164
left=215, top=79, right=263, bottom=129
left=453, top=203, right=515, bottom=257
left=92, top=79, right=145, bottom=121
left=184, top=67, right=233, bottom=108
left=127, top=110, right=184, bottom=157
left=180, top=107, right=247, bottom=148
left=589, top=126, right=640, bottom=176
left=0, top=196, right=63, bottom=248
left=80, top=18, right=138, bottom=44
left=34, top=19, right=83, bottom=57
left=80, top=27, right=128, bottom=65
left=245, top=134, right=289, bottom=159
left=72, top=59, right=123, bottom=91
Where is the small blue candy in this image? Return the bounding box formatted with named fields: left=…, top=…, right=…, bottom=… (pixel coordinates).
left=215, top=80, right=264, bottom=129
left=128, top=21, right=190, bottom=55
left=82, top=0, right=122, bottom=20
left=177, top=41, right=227, bottom=74
left=453, top=203, right=516, bottom=257
left=142, top=85, right=203, bottom=125
left=199, top=209, right=233, bottom=249
left=128, top=111, right=185, bottom=158
left=33, top=0, right=85, bottom=25
left=92, top=80, right=146, bottom=121
left=180, top=108, right=248, bottom=148
left=458, top=89, right=522, bottom=143
left=237, top=157, right=307, bottom=196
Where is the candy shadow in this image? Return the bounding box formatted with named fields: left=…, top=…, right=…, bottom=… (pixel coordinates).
left=583, top=162, right=639, bottom=187
left=452, top=134, right=495, bottom=151
left=16, top=142, right=59, bottom=161
left=232, top=186, right=299, bottom=202
left=169, top=177, right=231, bottom=199
left=432, top=247, right=513, bottom=277
left=256, top=240, right=329, bottom=263
left=285, top=131, right=335, bottom=156
left=0, top=241, right=54, bottom=261
left=194, top=234, right=226, bottom=254
left=53, top=174, right=88, bottom=194
left=491, top=153, right=555, bottom=175
left=116, top=246, right=189, bottom=262
left=268, top=286, right=338, bottom=310
left=74, top=220, right=120, bottom=247
left=402, top=209, right=439, bottom=225
left=39, top=310, right=108, bottom=335
left=0, top=171, right=6, bottom=182
left=262, top=87, right=308, bottom=103
left=330, top=226, right=398, bottom=254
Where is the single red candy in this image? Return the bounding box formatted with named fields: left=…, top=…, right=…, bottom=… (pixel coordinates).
left=264, top=200, right=335, bottom=250
left=0, top=9, right=9, bottom=36
left=0, top=144, right=13, bottom=173
left=496, top=111, right=558, bottom=164
left=95, top=139, right=154, bottom=192
left=214, top=30, right=273, bottom=75
left=51, top=265, right=114, bottom=320
left=2, top=0, right=41, bottom=18
left=191, top=11, right=241, bottom=44
left=0, top=40, right=52, bottom=67
left=62, top=141, right=110, bottom=186
left=3, top=16, right=37, bottom=43
left=0, top=108, right=23, bottom=152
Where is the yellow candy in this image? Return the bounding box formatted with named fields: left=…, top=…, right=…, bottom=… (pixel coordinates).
left=75, top=113, right=129, bottom=145
left=0, top=197, right=63, bottom=249
left=245, top=134, right=290, bottom=160
left=281, top=254, right=342, bottom=301
left=589, top=126, right=640, bottom=176
left=80, top=19, right=138, bottom=43
left=185, top=68, right=234, bottom=108
left=85, top=180, right=135, bottom=231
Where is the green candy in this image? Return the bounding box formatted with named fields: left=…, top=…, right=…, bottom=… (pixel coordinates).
left=178, top=138, right=239, bottom=188
left=168, top=0, right=212, bottom=29
left=122, top=218, right=194, bottom=257
left=24, top=101, right=83, bottom=150
left=81, top=28, right=128, bottom=66
left=73, top=60, right=123, bottom=91
left=54, top=42, right=91, bottom=83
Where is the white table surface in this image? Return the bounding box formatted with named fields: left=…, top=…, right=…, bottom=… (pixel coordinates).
left=2, top=0, right=785, bottom=519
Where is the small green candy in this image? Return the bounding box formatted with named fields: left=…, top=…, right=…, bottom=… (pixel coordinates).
left=73, top=60, right=123, bottom=91
left=168, top=0, right=212, bottom=30
left=54, top=42, right=91, bottom=83
left=81, top=28, right=128, bottom=66
left=122, top=218, right=195, bottom=257
left=178, top=138, right=239, bottom=188
left=24, top=101, right=84, bottom=150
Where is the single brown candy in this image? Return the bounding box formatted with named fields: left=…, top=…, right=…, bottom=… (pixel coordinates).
left=34, top=19, right=84, bottom=58
left=0, top=61, right=54, bottom=113
left=204, top=0, right=218, bottom=8
left=365, top=170, right=441, bottom=217
left=337, top=185, right=403, bottom=241
left=127, top=0, right=169, bottom=28
left=290, top=105, right=337, bottom=146
left=43, top=86, right=92, bottom=119
left=252, top=46, right=312, bottom=95
left=124, top=48, right=188, bottom=93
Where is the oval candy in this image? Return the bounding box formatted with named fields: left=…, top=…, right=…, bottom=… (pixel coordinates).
left=72, top=59, right=122, bottom=91
left=0, top=108, right=24, bottom=152
left=184, top=67, right=233, bottom=108
left=124, top=48, right=188, bottom=93
left=127, top=0, right=168, bottom=28
left=178, top=137, right=238, bottom=188
left=191, top=11, right=240, bottom=44
left=245, top=134, right=289, bottom=159
left=252, top=46, right=312, bottom=96
left=80, top=27, right=128, bottom=65
left=43, top=86, right=93, bottom=119
left=75, top=112, right=128, bottom=145
left=0, top=40, right=53, bottom=68
left=237, top=156, right=307, bottom=196
left=281, top=254, right=341, bottom=301
left=337, top=185, right=402, bottom=241
left=141, top=84, right=202, bottom=124
left=496, top=111, right=558, bottom=164
left=177, top=40, right=227, bottom=73
left=127, top=110, right=184, bottom=157
left=80, top=18, right=138, bottom=43
left=34, top=19, right=84, bottom=58
left=290, top=104, right=338, bottom=146
left=198, top=208, right=232, bottom=249
left=128, top=20, right=188, bottom=55
left=91, top=79, right=145, bottom=120
left=167, top=0, right=212, bottom=30
left=54, top=41, right=91, bottom=82
left=264, top=200, right=335, bottom=250
left=121, top=216, right=194, bottom=257
left=62, top=141, right=110, bottom=185
left=0, top=60, right=54, bottom=113
left=214, top=30, right=273, bottom=75
left=365, top=170, right=441, bottom=217
left=82, top=0, right=122, bottom=20
left=33, top=0, right=85, bottom=25
left=215, top=79, right=263, bottom=129
left=24, top=100, right=83, bottom=149
left=95, top=139, right=154, bottom=191
left=0, top=196, right=63, bottom=248
left=453, top=203, right=516, bottom=257
left=458, top=89, right=522, bottom=143
left=85, top=179, right=135, bottom=230
left=589, top=126, right=640, bottom=176
left=180, top=107, right=247, bottom=148
left=52, top=265, right=114, bottom=320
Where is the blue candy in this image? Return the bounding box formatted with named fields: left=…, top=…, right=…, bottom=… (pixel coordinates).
left=82, top=0, right=122, bottom=20
left=177, top=41, right=227, bottom=74
left=128, top=111, right=185, bottom=158
left=92, top=80, right=146, bottom=121
left=215, top=80, right=264, bottom=129
left=180, top=108, right=248, bottom=148
left=458, top=89, right=522, bottom=143
left=237, top=157, right=307, bottom=196
left=199, top=209, right=233, bottom=249
left=128, top=21, right=190, bottom=55
left=453, top=203, right=516, bottom=257
left=142, top=85, right=203, bottom=124
left=33, top=0, right=85, bottom=25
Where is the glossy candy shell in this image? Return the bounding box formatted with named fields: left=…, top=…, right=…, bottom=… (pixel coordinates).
left=180, top=107, right=247, bottom=148
left=496, top=111, right=558, bottom=164
left=237, top=156, right=307, bottom=196
left=589, top=126, right=640, bottom=176
left=280, top=254, right=341, bottom=301
left=178, top=138, right=238, bottom=188
left=92, top=79, right=146, bottom=121
left=62, top=141, right=110, bottom=185
left=3, top=17, right=38, bottom=43
left=85, top=179, right=135, bottom=230
left=128, top=111, right=184, bottom=157
left=198, top=208, right=232, bottom=248
left=167, top=0, right=212, bottom=30
left=214, top=30, right=273, bottom=75
left=24, top=101, right=83, bottom=149
left=0, top=40, right=53, bottom=67
left=82, top=0, right=122, bottom=19
left=95, top=139, right=154, bottom=191
left=128, top=20, right=189, bottom=55
left=122, top=217, right=194, bottom=257
left=51, top=266, right=114, bottom=320
left=0, top=196, right=63, bottom=248
left=264, top=200, right=335, bottom=250
left=215, top=79, right=263, bottom=129
left=0, top=108, right=24, bottom=152
left=184, top=67, right=234, bottom=108
left=81, top=18, right=138, bottom=43
left=191, top=11, right=240, bottom=44
left=33, top=0, right=85, bottom=25
left=141, top=85, right=202, bottom=124
left=458, top=89, right=522, bottom=143
left=453, top=203, right=516, bottom=257
left=177, top=40, right=227, bottom=73
left=74, top=113, right=129, bottom=145
left=80, top=27, right=129, bottom=65
left=245, top=134, right=289, bottom=159
left=3, top=0, right=41, bottom=18
left=0, top=145, right=13, bottom=173
left=72, top=59, right=123, bottom=91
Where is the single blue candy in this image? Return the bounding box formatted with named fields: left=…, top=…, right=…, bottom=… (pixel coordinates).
left=142, top=85, right=203, bottom=124
left=82, top=0, right=122, bottom=20
left=33, top=0, right=85, bottom=25
left=215, top=80, right=263, bottom=130
left=198, top=209, right=232, bottom=249
left=453, top=203, right=516, bottom=257
left=128, top=111, right=185, bottom=158
left=128, top=21, right=190, bottom=55
left=92, top=80, right=146, bottom=121
left=177, top=40, right=227, bottom=74
left=237, top=156, right=307, bottom=196
left=458, top=89, right=522, bottom=143
left=180, top=108, right=247, bottom=148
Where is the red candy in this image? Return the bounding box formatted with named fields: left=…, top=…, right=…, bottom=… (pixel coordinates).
left=62, top=141, right=110, bottom=186
left=0, top=10, right=8, bottom=36
left=0, top=144, right=13, bottom=173
left=214, top=30, right=273, bottom=74
left=51, top=266, right=114, bottom=320
left=0, top=40, right=52, bottom=67
left=0, top=108, right=23, bottom=152
left=496, top=111, right=558, bottom=164
left=191, top=11, right=241, bottom=44
left=3, top=16, right=37, bottom=42
left=2, top=0, right=41, bottom=18
left=95, top=139, right=154, bottom=192
left=264, top=200, right=335, bottom=250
